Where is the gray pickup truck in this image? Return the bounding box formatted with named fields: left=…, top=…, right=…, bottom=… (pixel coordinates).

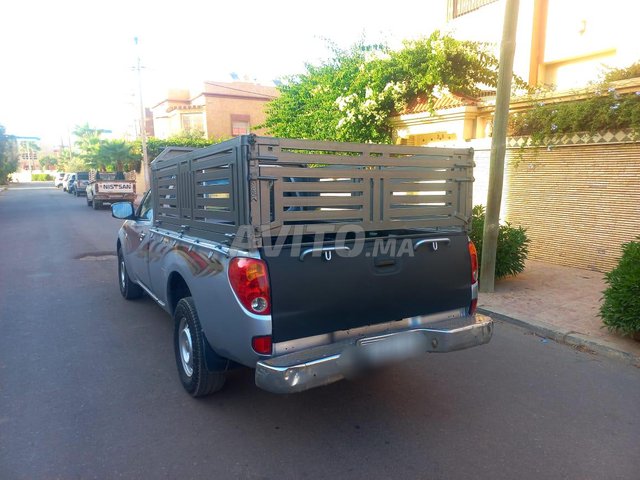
left=111, top=135, right=492, bottom=396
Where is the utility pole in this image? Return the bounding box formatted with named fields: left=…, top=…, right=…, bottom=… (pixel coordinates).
left=479, top=0, right=520, bottom=293
left=134, top=36, right=150, bottom=190
left=68, top=130, right=74, bottom=166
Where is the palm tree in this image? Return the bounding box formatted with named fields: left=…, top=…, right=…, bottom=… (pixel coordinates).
left=73, top=123, right=105, bottom=169
left=98, top=140, right=137, bottom=172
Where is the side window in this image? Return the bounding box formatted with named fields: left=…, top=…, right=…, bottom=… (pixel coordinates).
left=137, top=191, right=153, bottom=221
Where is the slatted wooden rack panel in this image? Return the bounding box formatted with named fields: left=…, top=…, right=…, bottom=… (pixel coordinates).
left=151, top=137, right=475, bottom=246
left=252, top=138, right=474, bottom=237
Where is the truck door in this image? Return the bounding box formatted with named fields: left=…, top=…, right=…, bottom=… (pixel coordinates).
left=123, top=191, right=153, bottom=290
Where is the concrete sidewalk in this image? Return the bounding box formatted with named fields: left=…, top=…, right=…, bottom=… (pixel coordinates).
left=478, top=260, right=640, bottom=367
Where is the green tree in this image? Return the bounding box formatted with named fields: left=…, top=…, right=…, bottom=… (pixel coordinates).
left=97, top=140, right=138, bottom=171
left=55, top=146, right=74, bottom=171
left=0, top=124, right=19, bottom=184
left=263, top=32, right=523, bottom=144
left=39, top=155, right=59, bottom=170
left=73, top=123, right=106, bottom=169
left=132, top=132, right=225, bottom=164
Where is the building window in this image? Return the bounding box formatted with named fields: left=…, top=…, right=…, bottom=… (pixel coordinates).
left=181, top=113, right=204, bottom=135
left=231, top=114, right=251, bottom=136
left=447, top=0, right=498, bottom=19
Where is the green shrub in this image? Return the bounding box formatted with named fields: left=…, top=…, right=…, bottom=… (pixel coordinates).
left=600, top=238, right=640, bottom=336
left=603, top=61, right=640, bottom=82
left=31, top=173, right=54, bottom=181
left=469, top=205, right=530, bottom=280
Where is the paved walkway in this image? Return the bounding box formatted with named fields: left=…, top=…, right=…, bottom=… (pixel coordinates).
left=479, top=260, right=640, bottom=367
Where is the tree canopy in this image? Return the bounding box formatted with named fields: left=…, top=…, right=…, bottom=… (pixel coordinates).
left=0, top=124, right=19, bottom=184
left=263, top=32, right=517, bottom=144
left=132, top=132, right=223, bottom=161
left=72, top=123, right=105, bottom=170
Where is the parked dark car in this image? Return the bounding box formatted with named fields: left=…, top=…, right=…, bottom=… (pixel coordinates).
left=70, top=171, right=90, bottom=196
left=65, top=173, right=76, bottom=194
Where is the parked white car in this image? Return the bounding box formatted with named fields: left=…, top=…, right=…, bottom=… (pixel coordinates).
left=54, top=172, right=66, bottom=188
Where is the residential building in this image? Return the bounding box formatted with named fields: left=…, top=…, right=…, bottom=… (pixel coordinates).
left=151, top=81, right=278, bottom=140
left=16, top=136, right=40, bottom=172
left=394, top=0, right=637, bottom=147
left=392, top=0, right=640, bottom=272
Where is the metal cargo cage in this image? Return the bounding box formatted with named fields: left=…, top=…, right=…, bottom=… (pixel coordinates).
left=151, top=135, right=474, bottom=247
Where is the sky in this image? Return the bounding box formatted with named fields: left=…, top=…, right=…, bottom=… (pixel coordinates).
left=1, top=0, right=446, bottom=147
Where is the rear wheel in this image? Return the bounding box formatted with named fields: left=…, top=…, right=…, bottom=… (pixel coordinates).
left=93, top=200, right=101, bottom=210
left=174, top=297, right=226, bottom=397
left=86, top=196, right=92, bottom=207
left=118, top=248, right=142, bottom=299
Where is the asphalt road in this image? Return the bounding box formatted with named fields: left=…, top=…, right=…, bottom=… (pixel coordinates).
left=1, top=183, right=639, bottom=480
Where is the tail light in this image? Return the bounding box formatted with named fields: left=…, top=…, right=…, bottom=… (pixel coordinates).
left=469, top=297, right=478, bottom=316
left=95, top=183, right=99, bottom=193
left=251, top=335, right=272, bottom=355
left=469, top=241, right=479, bottom=284
left=469, top=241, right=479, bottom=315
left=228, top=257, right=271, bottom=315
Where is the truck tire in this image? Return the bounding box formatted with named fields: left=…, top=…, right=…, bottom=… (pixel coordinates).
left=74, top=189, right=78, bottom=197
left=93, top=200, right=101, bottom=210
left=86, top=196, right=92, bottom=207
left=118, top=248, right=143, bottom=300
left=174, top=297, right=226, bottom=397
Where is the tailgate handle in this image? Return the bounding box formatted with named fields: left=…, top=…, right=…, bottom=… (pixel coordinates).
left=299, top=246, right=351, bottom=261
left=374, top=258, right=396, bottom=268
left=414, top=238, right=451, bottom=252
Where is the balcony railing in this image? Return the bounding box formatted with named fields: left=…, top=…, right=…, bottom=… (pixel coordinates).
left=448, top=0, right=498, bottom=19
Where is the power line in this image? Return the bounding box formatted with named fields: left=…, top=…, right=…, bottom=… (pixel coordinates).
left=203, top=81, right=278, bottom=99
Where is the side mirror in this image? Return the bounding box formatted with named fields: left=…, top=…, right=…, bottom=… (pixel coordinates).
left=111, top=202, right=135, bottom=220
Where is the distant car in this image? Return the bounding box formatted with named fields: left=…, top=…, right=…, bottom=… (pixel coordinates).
left=62, top=173, right=74, bottom=192
left=54, top=172, right=66, bottom=188
left=86, top=171, right=136, bottom=209
left=70, top=172, right=89, bottom=197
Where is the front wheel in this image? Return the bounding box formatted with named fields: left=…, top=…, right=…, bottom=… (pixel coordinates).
left=118, top=248, right=142, bottom=299
left=174, top=297, right=226, bottom=397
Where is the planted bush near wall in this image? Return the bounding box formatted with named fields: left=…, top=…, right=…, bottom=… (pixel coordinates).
left=509, top=61, right=640, bottom=145
left=469, top=205, right=530, bottom=280
left=31, top=173, right=54, bottom=181
left=509, top=88, right=640, bottom=145
left=600, top=238, right=640, bottom=337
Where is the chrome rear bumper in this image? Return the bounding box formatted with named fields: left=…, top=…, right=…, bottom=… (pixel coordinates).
left=255, top=313, right=493, bottom=394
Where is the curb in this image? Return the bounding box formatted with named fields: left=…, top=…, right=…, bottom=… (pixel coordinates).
left=478, top=307, right=640, bottom=368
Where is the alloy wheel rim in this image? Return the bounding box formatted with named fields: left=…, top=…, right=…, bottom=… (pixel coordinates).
left=120, top=259, right=126, bottom=290
left=179, top=317, right=194, bottom=377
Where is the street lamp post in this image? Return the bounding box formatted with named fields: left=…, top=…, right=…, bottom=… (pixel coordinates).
left=134, top=37, right=150, bottom=190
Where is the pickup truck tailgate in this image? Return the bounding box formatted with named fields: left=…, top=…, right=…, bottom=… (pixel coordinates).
left=263, top=232, right=472, bottom=343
